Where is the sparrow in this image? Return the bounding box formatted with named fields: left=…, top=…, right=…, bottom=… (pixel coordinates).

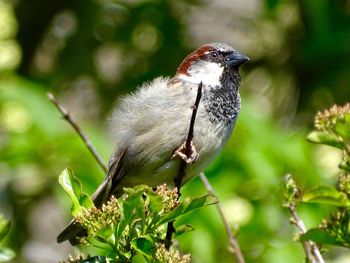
left=57, top=42, right=249, bottom=244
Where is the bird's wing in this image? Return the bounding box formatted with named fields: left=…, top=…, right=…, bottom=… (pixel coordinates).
left=91, top=148, right=127, bottom=208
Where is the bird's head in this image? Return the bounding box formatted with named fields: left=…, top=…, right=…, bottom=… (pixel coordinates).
left=176, top=43, right=249, bottom=86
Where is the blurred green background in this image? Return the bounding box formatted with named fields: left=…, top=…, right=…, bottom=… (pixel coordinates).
left=0, top=0, right=350, bottom=262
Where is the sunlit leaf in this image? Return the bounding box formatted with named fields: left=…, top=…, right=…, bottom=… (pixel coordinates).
left=58, top=168, right=93, bottom=216
left=123, top=185, right=150, bottom=196
left=300, top=228, right=346, bottom=247
left=87, top=237, right=115, bottom=252
left=157, top=194, right=218, bottom=226
left=79, top=256, right=110, bottom=263
left=340, top=157, right=350, bottom=172
left=147, top=191, right=164, bottom=215
left=116, top=188, right=144, bottom=241
left=99, top=224, right=115, bottom=245
left=307, top=131, right=343, bottom=149
left=0, top=216, right=10, bottom=242
left=302, top=186, right=350, bottom=207
left=334, top=113, right=350, bottom=140
left=174, top=224, right=195, bottom=237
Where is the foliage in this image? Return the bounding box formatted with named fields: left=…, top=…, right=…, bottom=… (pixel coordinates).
left=285, top=103, right=350, bottom=250
left=0, top=215, right=15, bottom=262
left=58, top=169, right=216, bottom=262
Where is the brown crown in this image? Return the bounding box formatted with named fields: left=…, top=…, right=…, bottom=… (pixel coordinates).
left=176, top=45, right=215, bottom=76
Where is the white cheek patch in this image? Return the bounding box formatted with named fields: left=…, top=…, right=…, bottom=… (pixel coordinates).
left=179, top=61, right=223, bottom=87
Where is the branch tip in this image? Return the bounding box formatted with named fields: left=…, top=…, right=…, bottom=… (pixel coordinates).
left=47, top=92, right=108, bottom=172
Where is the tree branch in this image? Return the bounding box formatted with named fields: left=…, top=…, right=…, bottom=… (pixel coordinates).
left=47, top=92, right=108, bottom=173
left=165, top=82, right=203, bottom=249
left=199, top=172, right=245, bottom=263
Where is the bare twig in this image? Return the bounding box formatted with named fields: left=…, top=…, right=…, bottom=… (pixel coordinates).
left=199, top=172, right=245, bottom=263
left=184, top=83, right=202, bottom=152
left=288, top=204, right=317, bottom=263
left=47, top=92, right=108, bottom=172
left=165, top=82, right=203, bottom=249
left=288, top=204, right=325, bottom=263
left=310, top=244, right=325, bottom=263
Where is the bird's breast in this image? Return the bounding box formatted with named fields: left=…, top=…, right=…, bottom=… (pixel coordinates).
left=201, top=84, right=241, bottom=126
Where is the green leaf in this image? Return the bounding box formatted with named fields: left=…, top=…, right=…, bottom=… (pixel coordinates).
left=157, top=194, right=218, bottom=226
left=147, top=191, right=164, bottom=215
left=0, top=216, right=10, bottom=242
left=87, top=237, right=114, bottom=251
left=98, top=224, right=115, bottom=244
left=307, top=131, right=343, bottom=149
left=79, top=256, right=110, bottom=263
left=0, top=248, right=15, bottom=262
left=334, top=113, right=350, bottom=140
left=302, top=186, right=350, bottom=207
left=131, top=237, right=155, bottom=257
left=340, top=157, right=350, bottom=172
left=124, top=185, right=149, bottom=225
left=173, top=224, right=195, bottom=237
left=116, top=189, right=144, bottom=241
left=123, top=185, right=149, bottom=196
left=300, top=228, right=346, bottom=247
left=58, top=168, right=93, bottom=216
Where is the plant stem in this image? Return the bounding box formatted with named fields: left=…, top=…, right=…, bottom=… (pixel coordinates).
left=288, top=204, right=325, bottom=263
left=199, top=172, right=245, bottom=263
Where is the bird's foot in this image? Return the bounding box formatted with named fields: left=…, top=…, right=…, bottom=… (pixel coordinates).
left=172, top=141, right=198, bottom=164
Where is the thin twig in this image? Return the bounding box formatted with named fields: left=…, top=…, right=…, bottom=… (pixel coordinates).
left=288, top=204, right=317, bottom=263
left=284, top=174, right=324, bottom=263
left=47, top=92, right=108, bottom=172
left=311, top=244, right=325, bottom=263
left=199, top=172, right=245, bottom=263
left=184, top=84, right=202, bottom=151
left=288, top=204, right=325, bottom=263
left=288, top=203, right=325, bottom=263
left=165, top=82, right=203, bottom=249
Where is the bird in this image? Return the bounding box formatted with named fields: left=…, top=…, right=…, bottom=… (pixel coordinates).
left=57, top=42, right=249, bottom=244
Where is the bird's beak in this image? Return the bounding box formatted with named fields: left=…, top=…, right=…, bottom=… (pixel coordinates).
left=225, top=51, right=249, bottom=68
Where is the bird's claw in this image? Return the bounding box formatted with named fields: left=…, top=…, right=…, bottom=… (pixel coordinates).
left=172, top=141, right=198, bottom=164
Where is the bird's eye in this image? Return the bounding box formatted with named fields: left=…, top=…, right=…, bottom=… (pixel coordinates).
left=211, top=51, right=219, bottom=57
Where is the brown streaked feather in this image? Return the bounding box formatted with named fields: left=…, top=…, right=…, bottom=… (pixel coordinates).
left=92, top=148, right=127, bottom=207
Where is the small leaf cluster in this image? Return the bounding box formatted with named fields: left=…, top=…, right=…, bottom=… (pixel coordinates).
left=59, top=169, right=217, bottom=263
left=295, top=103, right=350, bottom=247
left=0, top=215, right=15, bottom=262
left=308, top=103, right=350, bottom=170
left=283, top=174, right=301, bottom=208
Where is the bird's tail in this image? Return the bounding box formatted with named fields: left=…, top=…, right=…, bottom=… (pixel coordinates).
left=56, top=219, right=87, bottom=245
left=57, top=150, right=126, bottom=245
left=56, top=176, right=113, bottom=245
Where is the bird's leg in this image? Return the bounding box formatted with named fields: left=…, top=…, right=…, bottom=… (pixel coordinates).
left=172, top=141, right=198, bottom=164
